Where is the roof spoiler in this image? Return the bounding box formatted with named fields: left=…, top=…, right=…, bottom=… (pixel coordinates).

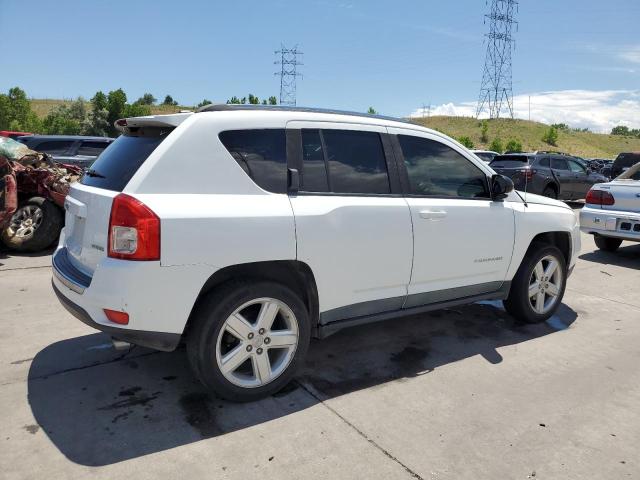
left=114, top=112, right=193, bottom=133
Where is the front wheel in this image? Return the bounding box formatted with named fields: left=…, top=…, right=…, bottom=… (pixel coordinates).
left=187, top=281, right=310, bottom=402
left=503, top=244, right=567, bottom=323
left=594, top=235, right=622, bottom=252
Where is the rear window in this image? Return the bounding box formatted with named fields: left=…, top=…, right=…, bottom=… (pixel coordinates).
left=77, top=141, right=110, bottom=156
left=34, top=140, right=74, bottom=154
left=80, top=128, right=172, bottom=191
left=489, top=155, right=530, bottom=168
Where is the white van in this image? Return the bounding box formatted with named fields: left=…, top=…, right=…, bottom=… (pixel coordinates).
left=53, top=105, right=580, bottom=401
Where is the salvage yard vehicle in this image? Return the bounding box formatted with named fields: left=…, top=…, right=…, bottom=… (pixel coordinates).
left=470, top=149, right=499, bottom=163
left=610, top=152, right=640, bottom=179
left=580, top=161, right=640, bottom=252
left=17, top=135, right=114, bottom=169
left=489, top=151, right=608, bottom=200
left=0, top=138, right=82, bottom=252
left=52, top=105, right=581, bottom=402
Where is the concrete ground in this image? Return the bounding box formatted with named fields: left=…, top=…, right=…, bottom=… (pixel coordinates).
left=1, top=218, right=639, bottom=479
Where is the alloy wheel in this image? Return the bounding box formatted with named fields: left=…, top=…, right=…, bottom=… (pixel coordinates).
left=8, top=205, right=44, bottom=239
left=528, top=254, right=563, bottom=314
left=215, top=297, right=299, bottom=388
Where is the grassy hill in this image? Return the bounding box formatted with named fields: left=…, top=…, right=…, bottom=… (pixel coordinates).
left=29, top=99, right=640, bottom=158
left=412, top=116, right=640, bottom=159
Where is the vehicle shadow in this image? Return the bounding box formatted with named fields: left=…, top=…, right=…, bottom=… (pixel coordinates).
left=579, top=243, right=640, bottom=269
left=0, top=244, right=55, bottom=260
left=27, top=301, right=577, bottom=467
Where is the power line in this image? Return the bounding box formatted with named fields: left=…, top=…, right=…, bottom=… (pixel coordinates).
left=275, top=44, right=303, bottom=106
left=476, top=0, right=518, bottom=119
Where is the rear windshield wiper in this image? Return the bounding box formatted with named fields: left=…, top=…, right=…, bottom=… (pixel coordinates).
left=84, top=169, right=106, bottom=178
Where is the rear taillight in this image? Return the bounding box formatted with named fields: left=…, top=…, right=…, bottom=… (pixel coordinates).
left=585, top=189, right=615, bottom=206
left=520, top=168, right=535, bottom=180
left=108, top=193, right=160, bottom=260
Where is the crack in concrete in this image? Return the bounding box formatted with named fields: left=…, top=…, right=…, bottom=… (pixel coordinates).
left=296, top=379, right=424, bottom=480
left=0, top=265, right=52, bottom=272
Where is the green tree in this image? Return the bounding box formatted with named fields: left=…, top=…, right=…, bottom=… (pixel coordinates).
left=42, top=98, right=88, bottom=135
left=551, top=123, right=569, bottom=131
left=124, top=103, right=151, bottom=118
left=162, top=95, right=178, bottom=106
left=106, top=88, right=127, bottom=134
left=367, top=107, right=378, bottom=115
left=0, top=87, right=41, bottom=132
left=83, top=91, right=110, bottom=136
left=489, top=137, right=504, bottom=154
left=197, top=99, right=213, bottom=108
left=136, top=93, right=157, bottom=105
left=542, top=126, right=559, bottom=146
left=268, top=96, right=277, bottom=105
left=480, top=120, right=489, bottom=143
left=611, top=125, right=630, bottom=136
left=226, top=96, right=241, bottom=105
left=505, top=139, right=523, bottom=152
left=248, top=94, right=260, bottom=105
left=457, top=136, right=475, bottom=149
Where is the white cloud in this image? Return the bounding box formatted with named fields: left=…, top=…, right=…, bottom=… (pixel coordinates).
left=409, top=89, right=640, bottom=133
left=619, top=45, right=640, bottom=64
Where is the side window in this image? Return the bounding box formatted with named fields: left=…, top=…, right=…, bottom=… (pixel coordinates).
left=77, top=141, right=110, bottom=156
left=538, top=157, right=550, bottom=167
left=322, top=129, right=390, bottom=194
left=34, top=140, right=74, bottom=154
left=551, top=158, right=569, bottom=170
left=568, top=159, right=586, bottom=173
left=301, top=129, right=329, bottom=192
left=219, top=129, right=287, bottom=193
left=398, top=135, right=489, bottom=198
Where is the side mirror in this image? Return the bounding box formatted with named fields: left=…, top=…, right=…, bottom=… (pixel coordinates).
left=491, top=174, right=514, bottom=200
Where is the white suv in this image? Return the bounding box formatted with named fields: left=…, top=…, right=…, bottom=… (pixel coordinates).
left=52, top=105, right=580, bottom=401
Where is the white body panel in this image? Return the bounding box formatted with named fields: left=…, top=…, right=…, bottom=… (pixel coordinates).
left=52, top=109, right=581, bottom=345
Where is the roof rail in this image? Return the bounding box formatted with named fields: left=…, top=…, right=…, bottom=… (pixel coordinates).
left=196, top=103, right=415, bottom=125
left=534, top=150, right=571, bottom=156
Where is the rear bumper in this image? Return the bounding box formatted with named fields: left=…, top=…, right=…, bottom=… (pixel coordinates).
left=580, top=206, right=640, bottom=242
left=52, top=281, right=181, bottom=351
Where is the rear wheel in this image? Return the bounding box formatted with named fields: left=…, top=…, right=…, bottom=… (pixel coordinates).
left=187, top=280, right=310, bottom=402
left=542, top=185, right=557, bottom=199
left=1, top=197, right=63, bottom=252
left=504, top=244, right=566, bottom=323
left=594, top=235, right=622, bottom=252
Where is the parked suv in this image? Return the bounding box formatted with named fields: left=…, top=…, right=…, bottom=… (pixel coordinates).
left=17, top=135, right=114, bottom=169
left=52, top=106, right=580, bottom=401
left=610, top=152, right=640, bottom=179
left=490, top=151, right=608, bottom=200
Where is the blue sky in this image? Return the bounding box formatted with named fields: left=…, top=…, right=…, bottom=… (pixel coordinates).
left=1, top=0, right=639, bottom=130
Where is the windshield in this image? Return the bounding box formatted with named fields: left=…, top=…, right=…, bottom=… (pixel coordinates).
left=617, top=161, right=640, bottom=180
left=80, top=127, right=173, bottom=191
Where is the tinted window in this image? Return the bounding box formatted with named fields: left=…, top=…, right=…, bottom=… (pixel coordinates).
left=568, top=159, right=585, bottom=173
left=474, top=152, right=495, bottom=162
left=34, top=140, right=74, bottom=154
left=538, top=157, right=550, bottom=167
left=301, top=129, right=329, bottom=192
left=490, top=155, right=530, bottom=168
left=399, top=135, right=488, bottom=198
left=551, top=158, right=569, bottom=170
left=219, top=129, right=287, bottom=193
left=77, top=141, right=110, bottom=156
left=80, top=128, right=172, bottom=191
left=322, top=129, right=389, bottom=194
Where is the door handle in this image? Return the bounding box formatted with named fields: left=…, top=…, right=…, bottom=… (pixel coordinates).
left=419, top=209, right=447, bottom=220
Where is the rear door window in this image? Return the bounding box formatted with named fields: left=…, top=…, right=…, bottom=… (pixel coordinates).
left=219, top=129, right=287, bottom=193
left=551, top=158, right=569, bottom=170
left=80, top=128, right=172, bottom=191
left=322, top=129, right=390, bottom=194
left=538, top=157, right=550, bottom=167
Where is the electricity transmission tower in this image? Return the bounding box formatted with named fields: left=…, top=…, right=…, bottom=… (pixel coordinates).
left=476, top=0, right=518, bottom=119
left=275, top=45, right=303, bottom=106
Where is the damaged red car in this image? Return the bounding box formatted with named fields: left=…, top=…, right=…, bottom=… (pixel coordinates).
left=0, top=137, right=82, bottom=252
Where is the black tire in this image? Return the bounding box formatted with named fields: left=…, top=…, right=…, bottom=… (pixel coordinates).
left=187, top=280, right=311, bottom=402
left=594, top=235, right=622, bottom=252
left=1, top=196, right=63, bottom=252
left=542, top=185, right=558, bottom=199
left=503, top=243, right=567, bottom=324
